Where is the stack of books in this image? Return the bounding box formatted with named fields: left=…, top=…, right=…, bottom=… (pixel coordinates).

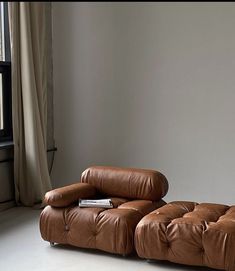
left=78, top=199, right=113, bottom=209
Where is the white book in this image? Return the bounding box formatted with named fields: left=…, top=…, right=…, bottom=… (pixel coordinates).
left=79, top=199, right=113, bottom=208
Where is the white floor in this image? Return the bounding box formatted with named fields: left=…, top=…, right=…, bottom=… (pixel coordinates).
left=0, top=207, right=217, bottom=271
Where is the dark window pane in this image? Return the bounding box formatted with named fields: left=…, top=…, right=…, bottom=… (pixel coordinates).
left=0, top=73, right=3, bottom=130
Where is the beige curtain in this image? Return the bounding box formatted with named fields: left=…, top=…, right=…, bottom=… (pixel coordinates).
left=8, top=2, right=52, bottom=206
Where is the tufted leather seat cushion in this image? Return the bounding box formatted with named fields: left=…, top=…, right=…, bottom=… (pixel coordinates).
left=135, top=201, right=235, bottom=271
left=40, top=198, right=165, bottom=255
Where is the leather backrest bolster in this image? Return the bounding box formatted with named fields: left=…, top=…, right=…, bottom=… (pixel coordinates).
left=81, top=166, right=168, bottom=201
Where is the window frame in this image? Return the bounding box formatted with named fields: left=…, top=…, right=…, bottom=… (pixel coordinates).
left=0, top=2, right=12, bottom=142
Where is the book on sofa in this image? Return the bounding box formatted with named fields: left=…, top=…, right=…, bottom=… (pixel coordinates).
left=78, top=199, right=113, bottom=208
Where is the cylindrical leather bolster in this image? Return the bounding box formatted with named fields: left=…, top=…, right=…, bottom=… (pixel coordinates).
left=81, top=166, right=168, bottom=201
left=44, top=183, right=96, bottom=207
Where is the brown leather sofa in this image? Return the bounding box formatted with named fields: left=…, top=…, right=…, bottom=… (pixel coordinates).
left=40, top=166, right=168, bottom=255
left=135, top=201, right=235, bottom=271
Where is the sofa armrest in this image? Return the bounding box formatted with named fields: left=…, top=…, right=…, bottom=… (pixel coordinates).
left=44, top=183, right=96, bottom=207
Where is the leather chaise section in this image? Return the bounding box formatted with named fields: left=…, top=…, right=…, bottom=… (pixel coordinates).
left=135, top=201, right=235, bottom=271
left=40, top=166, right=169, bottom=255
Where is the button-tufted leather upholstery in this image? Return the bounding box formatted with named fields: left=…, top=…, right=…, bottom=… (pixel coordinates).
left=135, top=201, right=235, bottom=271
left=40, top=166, right=168, bottom=255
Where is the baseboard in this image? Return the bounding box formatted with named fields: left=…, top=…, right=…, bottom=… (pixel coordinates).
left=0, top=200, right=15, bottom=212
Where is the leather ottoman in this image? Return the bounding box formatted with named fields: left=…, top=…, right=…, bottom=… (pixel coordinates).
left=135, top=201, right=235, bottom=271
left=40, top=166, right=168, bottom=255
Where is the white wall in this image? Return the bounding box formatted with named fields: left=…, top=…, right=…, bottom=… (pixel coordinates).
left=52, top=2, right=235, bottom=205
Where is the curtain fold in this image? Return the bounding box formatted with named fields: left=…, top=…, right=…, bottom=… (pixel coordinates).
left=8, top=2, right=52, bottom=206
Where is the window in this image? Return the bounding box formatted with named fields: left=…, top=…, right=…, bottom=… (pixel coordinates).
left=0, top=2, right=12, bottom=141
